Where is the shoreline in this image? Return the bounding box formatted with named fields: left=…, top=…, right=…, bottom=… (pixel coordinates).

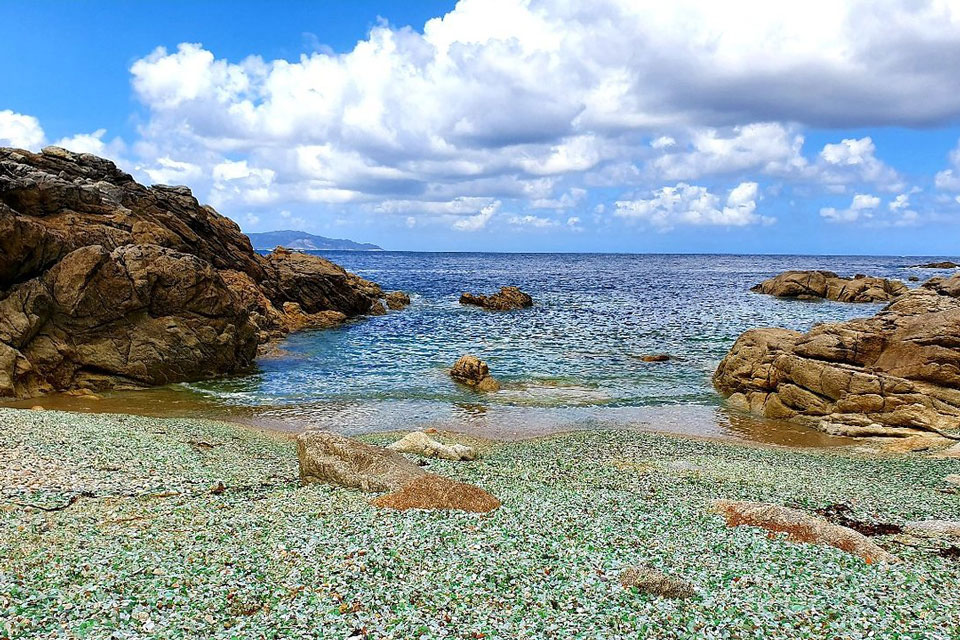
left=1, top=386, right=864, bottom=451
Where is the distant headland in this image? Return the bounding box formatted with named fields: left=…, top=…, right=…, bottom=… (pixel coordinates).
left=247, top=230, right=383, bottom=251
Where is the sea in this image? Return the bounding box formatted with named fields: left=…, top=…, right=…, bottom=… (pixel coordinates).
left=16, top=253, right=957, bottom=446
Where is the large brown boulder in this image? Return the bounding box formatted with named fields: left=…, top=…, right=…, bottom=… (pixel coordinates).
left=752, top=270, right=907, bottom=302
left=0, top=146, right=390, bottom=398
left=296, top=430, right=426, bottom=492
left=0, top=244, right=258, bottom=397
left=450, top=355, right=500, bottom=392
left=460, top=286, right=533, bottom=310
left=714, top=275, right=960, bottom=437
left=297, top=430, right=500, bottom=513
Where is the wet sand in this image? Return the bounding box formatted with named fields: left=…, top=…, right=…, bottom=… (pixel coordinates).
left=1, top=385, right=855, bottom=449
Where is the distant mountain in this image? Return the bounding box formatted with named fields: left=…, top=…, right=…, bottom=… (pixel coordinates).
left=247, top=230, right=383, bottom=251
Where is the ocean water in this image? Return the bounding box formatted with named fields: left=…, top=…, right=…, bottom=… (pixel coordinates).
left=161, top=252, right=945, bottom=442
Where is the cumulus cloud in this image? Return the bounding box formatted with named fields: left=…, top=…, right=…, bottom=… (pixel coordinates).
left=935, top=140, right=960, bottom=191
left=121, top=0, right=960, bottom=230
left=817, top=137, right=903, bottom=192
left=649, top=123, right=807, bottom=181
left=820, top=193, right=882, bottom=223
left=614, top=181, right=769, bottom=230
left=452, top=201, right=500, bottom=231
left=0, top=110, right=45, bottom=149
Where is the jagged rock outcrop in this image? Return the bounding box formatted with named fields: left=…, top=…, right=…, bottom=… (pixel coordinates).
left=0, top=146, right=389, bottom=397
left=460, top=286, right=533, bottom=310
left=912, top=261, right=959, bottom=269
left=714, top=275, right=960, bottom=437
left=450, top=355, right=500, bottom=392
left=752, top=271, right=908, bottom=303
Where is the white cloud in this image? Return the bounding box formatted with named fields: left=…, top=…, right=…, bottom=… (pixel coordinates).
left=124, top=1, right=960, bottom=228
left=935, top=140, right=960, bottom=191
left=817, top=137, right=902, bottom=191
left=650, top=123, right=807, bottom=181
left=54, top=129, right=127, bottom=161
left=820, top=192, right=881, bottom=223
left=614, top=181, right=769, bottom=230
left=651, top=136, right=676, bottom=149
left=452, top=202, right=499, bottom=231
left=508, top=214, right=557, bottom=228
left=139, top=157, right=203, bottom=185
left=0, top=110, right=46, bottom=149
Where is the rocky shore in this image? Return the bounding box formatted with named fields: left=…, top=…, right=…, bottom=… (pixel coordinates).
left=716, top=272, right=960, bottom=441
left=751, top=270, right=908, bottom=303
left=2, top=408, right=957, bottom=638
left=0, top=147, right=399, bottom=399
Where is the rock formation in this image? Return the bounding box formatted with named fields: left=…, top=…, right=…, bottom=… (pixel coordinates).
left=711, top=500, right=895, bottom=564
left=751, top=270, right=907, bottom=302
left=385, top=291, right=411, bottom=310
left=714, top=274, right=960, bottom=438
left=387, top=431, right=478, bottom=461
left=619, top=566, right=695, bottom=599
left=450, top=355, right=500, bottom=392
left=912, top=261, right=959, bottom=269
left=297, top=430, right=499, bottom=512
left=460, top=286, right=533, bottom=310
left=0, top=146, right=390, bottom=398
left=370, top=474, right=501, bottom=513
left=296, top=430, right=426, bottom=492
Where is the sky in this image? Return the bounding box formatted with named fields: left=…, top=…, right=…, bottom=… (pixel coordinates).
left=4, top=1, right=960, bottom=254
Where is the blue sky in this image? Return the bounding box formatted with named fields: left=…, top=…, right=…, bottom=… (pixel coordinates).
left=4, top=0, right=960, bottom=254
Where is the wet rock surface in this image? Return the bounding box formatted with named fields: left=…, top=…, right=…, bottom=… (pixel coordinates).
left=450, top=355, right=501, bottom=392
left=0, top=146, right=388, bottom=397
left=459, top=286, right=533, bottom=310
left=715, top=274, right=960, bottom=438
left=751, top=270, right=908, bottom=302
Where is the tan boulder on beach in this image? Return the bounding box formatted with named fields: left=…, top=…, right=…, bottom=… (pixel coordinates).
left=387, top=431, right=478, bottom=461
left=296, top=430, right=426, bottom=492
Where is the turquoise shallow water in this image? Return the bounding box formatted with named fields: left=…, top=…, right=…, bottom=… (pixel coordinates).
left=161, top=252, right=950, bottom=439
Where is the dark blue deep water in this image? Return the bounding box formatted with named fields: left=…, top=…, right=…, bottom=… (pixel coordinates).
left=173, top=253, right=950, bottom=440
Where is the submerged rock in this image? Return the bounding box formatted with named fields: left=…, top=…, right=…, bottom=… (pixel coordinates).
left=619, top=566, right=695, bottom=599
left=639, top=354, right=671, bottom=363
left=714, top=275, right=960, bottom=437
left=751, top=270, right=907, bottom=302
left=0, top=147, right=389, bottom=398
left=460, top=286, right=533, bottom=310
left=387, top=431, right=478, bottom=461
left=450, top=355, right=500, bottom=392
left=371, top=474, right=500, bottom=513
left=712, top=500, right=896, bottom=564
left=296, top=430, right=426, bottom=493
left=385, top=291, right=411, bottom=310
